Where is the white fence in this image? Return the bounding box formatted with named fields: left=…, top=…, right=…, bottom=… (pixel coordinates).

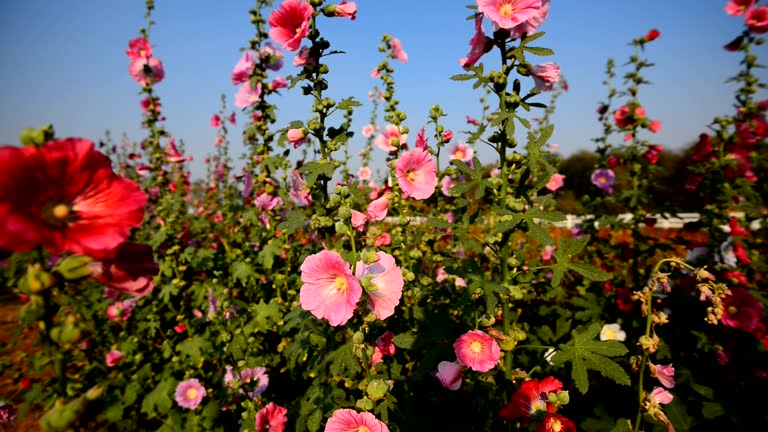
left=550, top=212, right=762, bottom=230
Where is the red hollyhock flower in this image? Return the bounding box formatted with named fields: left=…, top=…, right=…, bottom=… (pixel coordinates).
left=722, top=288, right=763, bottom=332
left=88, top=242, right=159, bottom=297
left=499, top=376, right=563, bottom=423
left=644, top=28, right=660, bottom=42
left=537, top=413, right=577, bottom=432
left=0, top=138, right=147, bottom=259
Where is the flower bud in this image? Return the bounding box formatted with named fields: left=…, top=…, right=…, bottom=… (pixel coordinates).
left=24, top=264, right=56, bottom=294
left=366, top=379, right=389, bottom=400
left=361, top=251, right=379, bottom=265
left=54, top=255, right=93, bottom=281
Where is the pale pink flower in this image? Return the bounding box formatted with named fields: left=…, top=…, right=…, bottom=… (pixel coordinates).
left=366, top=195, right=389, bottom=221
left=287, top=128, right=307, bottom=148
left=362, top=124, right=375, bottom=138
left=175, top=378, right=206, bottom=410
left=293, top=46, right=317, bottom=67
left=466, top=115, right=478, bottom=125
left=256, top=402, right=288, bottom=432
left=166, top=138, right=188, bottom=163
left=232, top=51, right=255, bottom=85
left=454, top=330, right=501, bottom=372
left=235, top=82, right=263, bottom=109
left=436, top=361, right=464, bottom=390
left=450, top=142, right=474, bottom=162
left=106, top=350, right=125, bottom=367
left=746, top=5, right=768, bottom=34
left=649, top=387, right=674, bottom=405
left=391, top=38, right=408, bottom=63
left=260, top=42, right=285, bottom=71
left=725, top=0, right=755, bottom=16
left=351, top=210, right=368, bottom=231
left=325, top=409, right=390, bottom=432
left=396, top=148, right=438, bottom=200
left=332, top=1, right=357, bottom=20
left=477, top=0, right=543, bottom=30
left=270, top=76, right=289, bottom=91
left=531, top=62, right=560, bottom=92
left=375, top=124, right=407, bottom=152
left=545, top=173, right=565, bottom=192
left=358, top=166, right=372, bottom=180
left=460, top=15, right=490, bottom=69
left=541, top=245, right=554, bottom=260
left=373, top=232, right=391, bottom=247
left=268, top=0, right=314, bottom=52
left=210, top=114, right=222, bottom=128
left=356, top=252, right=403, bottom=320
left=454, top=277, right=466, bottom=288
left=129, top=56, right=165, bottom=86
left=300, top=250, right=362, bottom=326
left=436, top=267, right=449, bottom=282
left=654, top=364, right=675, bottom=389
left=370, top=67, right=381, bottom=78
left=508, top=0, right=550, bottom=39
left=290, top=171, right=311, bottom=206
left=441, top=176, right=455, bottom=196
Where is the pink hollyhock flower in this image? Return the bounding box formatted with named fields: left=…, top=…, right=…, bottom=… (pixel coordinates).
left=367, top=195, right=389, bottom=221
left=88, top=243, right=159, bottom=297
left=442, top=130, right=454, bottom=143
left=174, top=323, right=186, bottom=333
left=255, top=402, right=288, bottom=432
left=268, top=0, right=314, bottom=52
left=254, top=193, right=282, bottom=210
left=391, top=38, right=408, bottom=63
left=232, top=51, right=255, bottom=85
left=453, top=330, right=501, bottom=372
left=293, top=46, right=317, bottom=67
left=287, top=128, right=307, bottom=148
left=106, top=350, right=125, bottom=367
left=653, top=363, right=675, bottom=389
left=224, top=365, right=269, bottom=398
left=441, top=176, right=455, bottom=196
left=722, top=288, right=763, bottom=332
left=733, top=241, right=751, bottom=264
left=415, top=127, right=429, bottom=150
left=499, top=376, right=563, bottom=422
left=260, top=42, right=285, bottom=71
left=361, top=124, right=375, bottom=138
left=691, top=133, right=713, bottom=161
left=726, top=0, right=756, bottom=16
left=229, top=112, right=237, bottom=126
left=211, top=114, right=222, bottom=128
left=126, top=37, right=152, bottom=60
left=508, top=0, right=550, bottom=39
left=614, top=105, right=646, bottom=129
left=166, top=138, right=188, bottom=163
left=541, top=245, right=554, bottom=260
left=331, top=1, right=357, bottom=20
left=375, top=124, right=407, bottom=152
left=129, top=56, right=165, bottom=86
left=649, top=387, right=674, bottom=405
left=235, top=82, right=263, bottom=109
left=351, top=210, right=367, bottom=231
left=395, top=148, right=438, bottom=200
left=373, top=232, right=391, bottom=247
left=358, top=166, right=372, bottom=180
left=175, top=378, right=206, bottom=410
left=466, top=115, right=478, bottom=125
left=269, top=76, right=289, bottom=91
left=746, top=5, right=768, bottom=34
left=591, top=168, right=615, bottom=194
left=538, top=413, right=577, bottom=432
left=642, top=145, right=664, bottom=165
left=300, top=250, right=362, bottom=326
left=545, top=173, right=565, bottom=192
left=325, top=409, right=389, bottom=432
left=436, top=361, right=464, bottom=390
left=370, top=67, right=381, bottom=78
left=477, top=0, right=543, bottom=30
left=377, top=331, right=396, bottom=357
left=460, top=15, right=491, bottom=69
left=531, top=62, right=560, bottom=92
left=356, top=252, right=403, bottom=320
left=450, top=142, right=474, bottom=162
left=139, top=97, right=160, bottom=113
left=289, top=171, right=312, bottom=206
left=0, top=138, right=147, bottom=259
left=649, top=120, right=662, bottom=133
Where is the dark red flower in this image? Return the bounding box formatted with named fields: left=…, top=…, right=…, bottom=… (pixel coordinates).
left=722, top=288, right=762, bottom=332
left=88, top=243, right=158, bottom=297
left=537, top=413, right=577, bottom=432
left=0, top=139, right=147, bottom=258
left=499, top=377, right=563, bottom=423
left=644, top=29, right=660, bottom=42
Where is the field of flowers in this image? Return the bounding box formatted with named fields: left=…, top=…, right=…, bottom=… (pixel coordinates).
left=1, top=0, right=767, bottom=431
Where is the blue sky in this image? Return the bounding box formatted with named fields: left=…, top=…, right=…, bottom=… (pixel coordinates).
left=1, top=1, right=766, bottom=178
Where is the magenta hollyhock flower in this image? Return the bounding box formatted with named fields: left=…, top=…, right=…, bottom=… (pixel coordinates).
left=395, top=148, right=438, bottom=200
left=746, top=5, right=768, bottom=34
left=545, top=173, right=565, bottom=192
left=232, top=51, right=255, bottom=85
left=268, top=0, right=314, bottom=52
left=450, top=142, right=474, bottom=162
left=332, top=1, right=357, bottom=20
left=477, top=0, right=543, bottom=30
left=649, top=120, right=662, bottom=133
left=269, top=76, right=289, bottom=91
left=88, top=242, right=159, bottom=297
left=642, top=144, right=664, bottom=165
left=367, top=195, right=389, bottom=221
left=614, top=105, right=646, bottom=129
left=391, top=38, right=408, bottom=63
left=590, top=168, right=615, bottom=194
left=356, top=252, right=403, bottom=320
left=235, top=82, right=263, bottom=109
left=649, top=387, right=674, bottom=405
left=300, top=250, right=362, bottom=326
left=229, top=112, right=237, bottom=126
left=508, top=0, right=550, bottom=39
left=211, top=114, right=222, bottom=128
left=224, top=365, right=269, bottom=398
left=460, top=15, right=491, bottom=69
left=175, top=378, right=206, bottom=410
left=654, top=363, right=675, bottom=389
left=293, top=46, right=317, bottom=67
left=255, top=402, right=288, bottom=432
left=374, top=124, right=407, bottom=152
left=466, top=115, right=479, bottom=125
left=166, top=138, right=188, bottom=163
left=260, top=42, right=285, bottom=71
left=531, top=62, right=560, bottom=92
left=722, top=288, right=763, bottom=332
left=129, top=56, right=165, bottom=86
left=415, top=127, right=429, bottom=150
left=289, top=171, right=312, bottom=206
left=499, top=376, right=563, bottom=422
left=325, top=409, right=390, bottom=432
left=726, top=0, right=756, bottom=16
left=436, top=361, right=464, bottom=390
left=126, top=37, right=152, bottom=60
left=0, top=138, right=147, bottom=259
left=106, top=350, right=124, bottom=367
left=453, top=330, right=501, bottom=372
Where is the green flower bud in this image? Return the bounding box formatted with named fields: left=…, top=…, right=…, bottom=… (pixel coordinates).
left=352, top=331, right=365, bottom=345
left=361, top=251, right=379, bottom=265
left=366, top=379, right=389, bottom=400
left=54, top=255, right=93, bottom=281
left=356, top=396, right=374, bottom=411
left=405, top=272, right=415, bottom=282
left=334, top=221, right=350, bottom=235
left=24, top=264, right=56, bottom=294
left=337, top=206, right=352, bottom=220
left=478, top=314, right=496, bottom=327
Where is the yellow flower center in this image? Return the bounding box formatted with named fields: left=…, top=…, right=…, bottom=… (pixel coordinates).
left=331, top=275, right=348, bottom=294
left=550, top=418, right=563, bottom=432
left=357, top=427, right=371, bottom=432
left=499, top=2, right=516, bottom=19
left=186, top=388, right=198, bottom=400
left=728, top=306, right=738, bottom=314
left=604, top=329, right=616, bottom=339
left=406, top=169, right=417, bottom=183
left=52, top=204, right=70, bottom=220
left=469, top=340, right=483, bottom=354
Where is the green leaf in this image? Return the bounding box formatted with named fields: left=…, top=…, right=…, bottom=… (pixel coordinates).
left=178, top=335, right=210, bottom=366
left=337, top=97, right=361, bottom=110
left=608, top=419, right=632, bottom=432
left=141, top=378, right=174, bottom=418
left=231, top=261, right=253, bottom=285
left=551, top=323, right=630, bottom=394
left=523, top=46, right=555, bottom=56
left=392, top=332, right=415, bottom=349
left=450, top=73, right=475, bottom=81
left=307, top=408, right=323, bottom=432
left=298, top=160, right=338, bottom=187
left=257, top=239, right=282, bottom=271
left=251, top=299, right=283, bottom=332
left=277, top=208, right=307, bottom=234
left=426, top=218, right=452, bottom=229
left=548, top=236, right=610, bottom=286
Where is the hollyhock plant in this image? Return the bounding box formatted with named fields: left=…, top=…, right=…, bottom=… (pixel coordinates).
left=591, top=168, right=616, bottom=194
left=531, top=62, right=561, bottom=92
left=366, top=195, right=389, bottom=221
left=175, top=378, right=206, bottom=410
left=652, top=363, right=676, bottom=389
left=453, top=330, right=501, bottom=372
left=614, top=105, right=646, bottom=129
left=128, top=56, right=165, bottom=86
left=545, top=173, right=565, bottom=192
left=746, top=4, right=768, bottom=34
left=725, top=0, right=755, bottom=16
left=460, top=15, right=491, bottom=69
left=477, top=0, right=543, bottom=30
left=232, top=51, right=255, bottom=85
left=436, top=361, right=464, bottom=390
left=374, top=124, right=407, bottom=152
left=88, top=243, right=159, bottom=297
left=450, top=142, right=474, bottom=162
left=330, top=1, right=357, bottom=20
left=538, top=413, right=576, bottom=432
left=395, top=148, right=438, bottom=200
left=325, top=409, right=389, bottom=432
left=235, top=82, right=263, bottom=109
left=649, top=387, right=674, bottom=405
left=508, top=0, right=550, bottom=39
left=106, top=350, right=125, bottom=367
left=300, top=250, right=362, bottom=326
left=722, top=288, right=763, bottom=332
left=126, top=37, right=152, bottom=60
left=255, top=402, right=288, bottom=432
left=391, top=37, right=408, bottom=63
left=268, top=0, right=314, bottom=52
left=356, top=252, right=403, bottom=320
left=499, top=376, right=564, bottom=422
left=0, top=138, right=147, bottom=259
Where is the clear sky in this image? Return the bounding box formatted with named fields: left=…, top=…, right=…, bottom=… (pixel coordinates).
left=1, top=1, right=766, bottom=179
